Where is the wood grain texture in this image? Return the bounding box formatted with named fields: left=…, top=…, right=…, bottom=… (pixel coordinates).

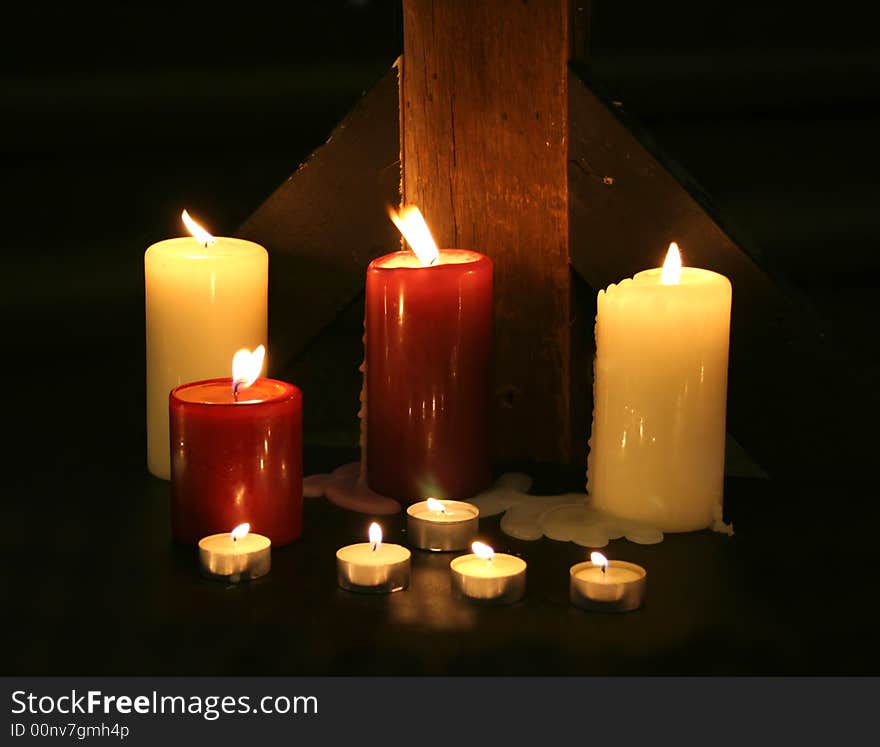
left=238, top=67, right=400, bottom=375
left=401, top=0, right=571, bottom=461
left=568, top=69, right=852, bottom=477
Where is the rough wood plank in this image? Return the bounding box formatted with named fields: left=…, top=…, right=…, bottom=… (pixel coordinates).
left=238, top=67, right=400, bottom=375
left=568, top=68, right=854, bottom=478
left=400, top=0, right=571, bottom=462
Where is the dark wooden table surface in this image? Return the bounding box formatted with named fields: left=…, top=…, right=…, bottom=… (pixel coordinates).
left=6, top=427, right=877, bottom=675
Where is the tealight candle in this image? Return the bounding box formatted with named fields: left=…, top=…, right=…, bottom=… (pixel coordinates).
left=199, top=523, right=271, bottom=583
left=337, top=523, right=411, bottom=594
left=406, top=497, right=480, bottom=551
left=450, top=542, right=526, bottom=605
left=569, top=552, right=646, bottom=612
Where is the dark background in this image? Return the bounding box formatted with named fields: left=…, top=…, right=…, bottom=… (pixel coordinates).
left=3, top=1, right=879, bottom=674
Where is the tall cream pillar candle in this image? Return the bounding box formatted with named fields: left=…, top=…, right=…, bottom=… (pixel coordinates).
left=145, top=211, right=267, bottom=479
left=587, top=243, right=731, bottom=532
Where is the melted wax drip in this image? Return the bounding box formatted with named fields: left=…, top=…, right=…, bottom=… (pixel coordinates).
left=301, top=316, right=403, bottom=514
left=470, top=474, right=665, bottom=547
left=303, top=462, right=400, bottom=515
left=302, top=467, right=731, bottom=542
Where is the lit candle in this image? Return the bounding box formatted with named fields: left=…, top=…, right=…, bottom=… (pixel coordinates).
left=145, top=210, right=267, bottom=480
left=450, top=541, right=526, bottom=605
left=569, top=551, right=646, bottom=612
left=363, top=206, right=493, bottom=504
left=588, top=243, right=732, bottom=532
left=336, top=523, right=411, bottom=594
left=199, top=522, right=271, bottom=583
left=170, top=346, right=303, bottom=546
left=406, top=497, right=480, bottom=551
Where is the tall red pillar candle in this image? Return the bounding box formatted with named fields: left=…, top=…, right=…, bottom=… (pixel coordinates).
left=170, top=378, right=303, bottom=545
left=365, top=250, right=493, bottom=503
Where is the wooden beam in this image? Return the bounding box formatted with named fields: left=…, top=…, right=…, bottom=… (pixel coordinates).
left=400, top=0, right=572, bottom=462
left=238, top=67, right=400, bottom=375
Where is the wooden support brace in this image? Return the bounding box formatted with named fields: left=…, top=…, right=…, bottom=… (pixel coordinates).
left=239, top=67, right=401, bottom=375
left=400, top=0, right=572, bottom=462
left=567, top=67, right=853, bottom=477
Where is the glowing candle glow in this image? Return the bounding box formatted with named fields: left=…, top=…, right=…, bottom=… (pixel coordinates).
left=145, top=210, right=267, bottom=479
left=198, top=522, right=271, bottom=582
left=406, top=498, right=480, bottom=551
left=588, top=242, right=732, bottom=532
left=660, top=242, right=682, bottom=285
left=570, top=551, right=647, bottom=612
left=450, top=541, right=526, bottom=604
left=364, top=205, right=493, bottom=504
left=336, top=523, right=411, bottom=593
left=388, top=205, right=440, bottom=267
left=170, top=346, right=303, bottom=546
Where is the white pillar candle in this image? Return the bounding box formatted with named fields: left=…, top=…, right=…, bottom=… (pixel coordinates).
left=587, top=243, right=731, bottom=532
left=145, top=211, right=267, bottom=479
left=199, top=523, right=271, bottom=583
left=569, top=552, right=646, bottom=612
left=406, top=498, right=479, bottom=551
left=450, top=541, right=526, bottom=604
left=336, top=523, right=411, bottom=593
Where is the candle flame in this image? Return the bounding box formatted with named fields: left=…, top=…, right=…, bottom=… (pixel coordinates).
left=231, top=523, right=250, bottom=541
left=660, top=242, right=682, bottom=285
left=426, top=497, right=447, bottom=513
left=472, top=541, right=494, bottom=561
left=232, top=345, right=265, bottom=393
left=369, top=522, right=383, bottom=550
left=181, top=209, right=216, bottom=247
left=590, top=551, right=609, bottom=572
left=388, top=205, right=440, bottom=267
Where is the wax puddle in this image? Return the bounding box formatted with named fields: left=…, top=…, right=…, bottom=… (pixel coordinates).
left=303, top=468, right=711, bottom=547
left=471, top=474, right=664, bottom=547
left=303, top=462, right=401, bottom=515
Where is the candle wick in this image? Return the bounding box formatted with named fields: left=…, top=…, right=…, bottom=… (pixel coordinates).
left=233, top=380, right=242, bottom=402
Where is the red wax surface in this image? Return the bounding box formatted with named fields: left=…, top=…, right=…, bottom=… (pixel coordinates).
left=365, top=249, right=493, bottom=503
left=170, top=377, right=303, bottom=545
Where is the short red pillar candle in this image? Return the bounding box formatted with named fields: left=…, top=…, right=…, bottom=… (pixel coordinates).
left=170, top=378, right=303, bottom=546
left=365, top=249, right=493, bottom=503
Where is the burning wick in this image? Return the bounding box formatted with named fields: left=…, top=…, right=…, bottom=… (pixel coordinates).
left=591, top=551, right=609, bottom=576
left=472, top=541, right=495, bottom=563
left=231, top=345, right=266, bottom=402
left=181, top=209, right=216, bottom=250
left=387, top=205, right=440, bottom=267
left=660, top=242, right=682, bottom=285
left=426, top=497, right=447, bottom=514
left=230, top=523, right=250, bottom=545
left=369, top=522, right=382, bottom=552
